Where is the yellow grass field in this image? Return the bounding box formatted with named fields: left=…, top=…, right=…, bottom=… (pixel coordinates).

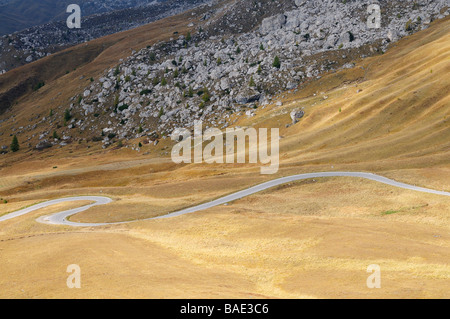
left=0, top=15, right=448, bottom=298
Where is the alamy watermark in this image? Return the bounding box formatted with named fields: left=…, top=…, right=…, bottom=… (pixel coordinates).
left=67, top=264, right=81, bottom=289
left=67, top=4, right=81, bottom=29
left=64, top=3, right=380, bottom=32
left=367, top=3, right=381, bottom=29
left=171, top=121, right=279, bottom=175
left=366, top=264, right=381, bottom=288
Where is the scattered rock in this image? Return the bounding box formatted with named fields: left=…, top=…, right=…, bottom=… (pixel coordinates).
left=290, top=109, right=305, bottom=124
left=35, top=140, right=52, bottom=150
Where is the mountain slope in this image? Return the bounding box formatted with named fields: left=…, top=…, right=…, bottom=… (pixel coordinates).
left=0, top=27, right=449, bottom=299
left=230, top=15, right=449, bottom=192
left=0, top=7, right=449, bottom=300
left=0, top=16, right=449, bottom=197
left=0, top=0, right=166, bottom=35
left=1, top=0, right=447, bottom=152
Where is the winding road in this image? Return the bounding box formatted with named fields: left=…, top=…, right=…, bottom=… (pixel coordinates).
left=0, top=172, right=449, bottom=227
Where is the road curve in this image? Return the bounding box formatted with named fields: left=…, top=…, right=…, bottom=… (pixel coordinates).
left=0, top=172, right=449, bottom=227
left=0, top=196, right=114, bottom=227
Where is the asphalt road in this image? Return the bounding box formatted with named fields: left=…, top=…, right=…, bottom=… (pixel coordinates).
left=1, top=172, right=449, bottom=227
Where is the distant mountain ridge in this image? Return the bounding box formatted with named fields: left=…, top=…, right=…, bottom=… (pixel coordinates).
left=0, top=0, right=164, bottom=35
left=0, top=0, right=209, bottom=72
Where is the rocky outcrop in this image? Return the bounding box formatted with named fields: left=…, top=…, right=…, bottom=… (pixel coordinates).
left=3, top=0, right=448, bottom=150
left=290, top=109, right=305, bottom=124
left=57, top=0, right=448, bottom=147
left=35, top=139, right=53, bottom=150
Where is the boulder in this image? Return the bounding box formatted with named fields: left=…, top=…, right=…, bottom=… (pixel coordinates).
left=337, top=31, right=353, bottom=45
left=387, top=29, right=399, bottom=42
left=220, top=78, right=230, bottom=91
left=290, top=109, right=305, bottom=124
left=260, top=14, right=286, bottom=35
left=103, top=81, right=112, bottom=89
left=36, top=140, right=52, bottom=150
left=234, top=88, right=261, bottom=104
left=285, top=11, right=300, bottom=30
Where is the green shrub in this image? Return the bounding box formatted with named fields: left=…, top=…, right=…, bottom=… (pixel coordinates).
left=64, top=109, right=72, bottom=122
left=118, top=104, right=129, bottom=112
left=348, top=31, right=355, bottom=42
left=272, top=56, right=281, bottom=69
left=202, top=90, right=210, bottom=102
left=140, top=89, right=152, bottom=96
left=405, top=19, right=413, bottom=31
left=10, top=135, right=19, bottom=152
left=33, top=81, right=45, bottom=91
left=249, top=76, right=256, bottom=87
left=381, top=210, right=399, bottom=215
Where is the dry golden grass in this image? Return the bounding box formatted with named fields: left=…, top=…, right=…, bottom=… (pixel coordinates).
left=1, top=178, right=448, bottom=298
left=0, top=17, right=448, bottom=298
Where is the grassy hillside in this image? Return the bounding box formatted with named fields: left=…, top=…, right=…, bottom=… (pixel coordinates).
left=0, top=7, right=200, bottom=115
left=0, top=15, right=448, bottom=298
